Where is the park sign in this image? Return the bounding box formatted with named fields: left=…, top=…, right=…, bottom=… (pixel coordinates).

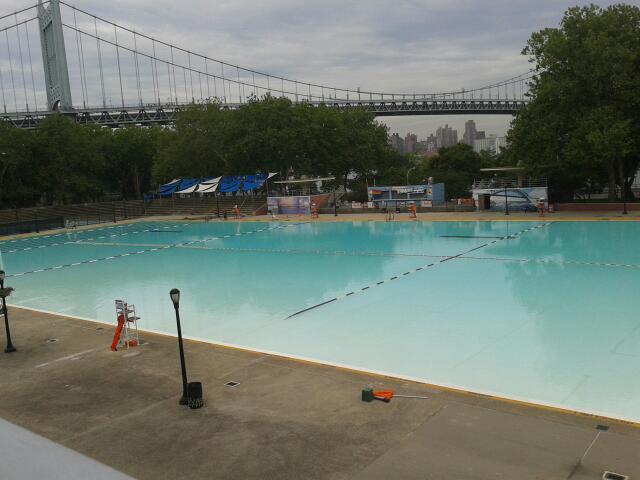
left=367, top=184, right=445, bottom=209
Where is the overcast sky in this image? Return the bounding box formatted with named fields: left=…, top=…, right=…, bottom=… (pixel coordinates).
left=1, top=0, right=635, bottom=138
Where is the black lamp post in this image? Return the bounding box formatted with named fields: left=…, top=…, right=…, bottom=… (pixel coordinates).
left=0, top=270, right=16, bottom=353
left=622, top=175, right=628, bottom=215
left=170, top=288, right=189, bottom=405
left=504, top=181, right=510, bottom=216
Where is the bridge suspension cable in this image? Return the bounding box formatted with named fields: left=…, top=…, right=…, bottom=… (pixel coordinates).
left=0, top=0, right=533, bottom=126
left=56, top=0, right=532, bottom=108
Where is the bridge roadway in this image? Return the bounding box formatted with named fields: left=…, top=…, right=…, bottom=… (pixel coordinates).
left=0, top=98, right=527, bottom=129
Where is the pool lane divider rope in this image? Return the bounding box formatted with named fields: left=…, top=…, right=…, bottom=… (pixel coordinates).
left=461, top=256, right=640, bottom=270
left=1, top=221, right=163, bottom=245
left=175, top=245, right=451, bottom=259
left=5, top=222, right=310, bottom=279
left=285, top=222, right=551, bottom=319
left=1, top=223, right=191, bottom=253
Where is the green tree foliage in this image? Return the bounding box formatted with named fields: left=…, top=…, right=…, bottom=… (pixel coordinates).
left=107, top=127, right=164, bottom=199
left=0, top=123, right=33, bottom=207
left=407, top=144, right=482, bottom=199
left=30, top=115, right=108, bottom=205
left=506, top=4, right=640, bottom=201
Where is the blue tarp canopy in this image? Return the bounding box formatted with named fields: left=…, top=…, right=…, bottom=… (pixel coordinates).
left=219, top=176, right=243, bottom=193
left=157, top=173, right=277, bottom=196
left=158, top=178, right=199, bottom=197
left=241, top=173, right=269, bottom=192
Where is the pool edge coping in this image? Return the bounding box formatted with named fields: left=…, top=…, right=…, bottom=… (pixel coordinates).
left=10, top=303, right=640, bottom=430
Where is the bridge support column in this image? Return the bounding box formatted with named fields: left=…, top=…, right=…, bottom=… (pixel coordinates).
left=38, top=0, right=72, bottom=111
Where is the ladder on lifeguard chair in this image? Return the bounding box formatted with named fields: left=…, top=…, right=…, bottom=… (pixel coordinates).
left=111, top=300, right=140, bottom=351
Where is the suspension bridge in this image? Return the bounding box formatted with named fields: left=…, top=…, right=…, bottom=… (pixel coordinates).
left=0, top=0, right=532, bottom=129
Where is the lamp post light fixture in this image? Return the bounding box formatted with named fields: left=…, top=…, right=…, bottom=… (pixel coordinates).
left=0, top=270, right=16, bottom=353
left=170, top=288, right=189, bottom=405
left=406, top=166, right=416, bottom=186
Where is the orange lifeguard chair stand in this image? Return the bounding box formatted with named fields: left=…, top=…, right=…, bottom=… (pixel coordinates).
left=111, top=300, right=140, bottom=351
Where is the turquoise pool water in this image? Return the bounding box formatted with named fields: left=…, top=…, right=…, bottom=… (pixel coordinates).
left=2, top=219, right=639, bottom=422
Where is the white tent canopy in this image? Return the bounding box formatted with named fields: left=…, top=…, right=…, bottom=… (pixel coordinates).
left=176, top=177, right=222, bottom=195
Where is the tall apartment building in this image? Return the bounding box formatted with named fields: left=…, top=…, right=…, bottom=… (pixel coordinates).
left=435, top=124, right=458, bottom=148
left=462, top=120, right=477, bottom=146
left=404, top=133, right=418, bottom=153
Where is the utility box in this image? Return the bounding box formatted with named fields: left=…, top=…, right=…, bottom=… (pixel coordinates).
left=477, top=194, right=491, bottom=211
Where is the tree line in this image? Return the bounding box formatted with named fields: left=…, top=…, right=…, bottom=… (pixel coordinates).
left=0, top=96, right=490, bottom=208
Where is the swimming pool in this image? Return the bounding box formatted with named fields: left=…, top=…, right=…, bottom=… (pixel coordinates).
left=2, top=219, right=639, bottom=423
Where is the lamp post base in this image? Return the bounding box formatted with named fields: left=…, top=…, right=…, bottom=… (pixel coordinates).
left=179, top=395, right=188, bottom=406
left=5, top=345, right=16, bottom=353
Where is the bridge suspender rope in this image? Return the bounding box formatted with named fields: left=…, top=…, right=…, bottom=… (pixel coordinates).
left=113, top=25, right=125, bottom=108
left=72, top=9, right=86, bottom=108
left=4, top=30, right=17, bottom=112
left=14, top=15, right=28, bottom=112
left=94, top=17, right=106, bottom=108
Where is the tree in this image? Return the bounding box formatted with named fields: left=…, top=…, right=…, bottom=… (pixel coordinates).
left=153, top=101, right=233, bottom=183
left=425, top=144, right=482, bottom=198
left=506, top=4, right=640, bottom=201
left=0, top=124, right=33, bottom=207
left=31, top=115, right=108, bottom=204
left=107, top=127, right=164, bottom=199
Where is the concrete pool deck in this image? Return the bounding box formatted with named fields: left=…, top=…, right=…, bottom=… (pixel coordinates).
left=1, top=307, right=639, bottom=479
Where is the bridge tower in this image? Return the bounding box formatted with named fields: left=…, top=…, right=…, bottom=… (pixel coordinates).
left=37, top=0, right=72, bottom=111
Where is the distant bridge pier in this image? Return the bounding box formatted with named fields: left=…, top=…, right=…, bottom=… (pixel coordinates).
left=37, top=0, right=72, bottom=110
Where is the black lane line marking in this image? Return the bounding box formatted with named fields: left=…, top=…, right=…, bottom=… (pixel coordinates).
left=284, top=222, right=552, bottom=319
left=6, top=222, right=309, bottom=278
left=440, top=243, right=490, bottom=263
left=440, top=235, right=505, bottom=239
left=2, top=222, right=191, bottom=254
left=286, top=298, right=338, bottom=319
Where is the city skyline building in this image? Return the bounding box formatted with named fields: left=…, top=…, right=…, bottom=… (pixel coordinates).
left=436, top=124, right=458, bottom=149
left=404, top=132, right=418, bottom=153
left=392, top=119, right=504, bottom=156
left=463, top=120, right=477, bottom=146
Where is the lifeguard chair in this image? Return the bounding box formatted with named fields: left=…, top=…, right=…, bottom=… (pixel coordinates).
left=111, top=300, right=140, bottom=351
